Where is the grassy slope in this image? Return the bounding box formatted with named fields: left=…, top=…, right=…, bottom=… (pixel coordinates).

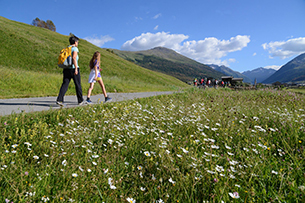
left=0, top=16, right=188, bottom=98
left=111, top=47, right=224, bottom=82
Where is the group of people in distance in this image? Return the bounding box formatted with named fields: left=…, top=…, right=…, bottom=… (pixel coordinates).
left=193, top=78, right=230, bottom=88
left=56, top=35, right=111, bottom=107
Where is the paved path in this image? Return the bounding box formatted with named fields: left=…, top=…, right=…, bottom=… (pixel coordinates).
left=0, top=92, right=174, bottom=116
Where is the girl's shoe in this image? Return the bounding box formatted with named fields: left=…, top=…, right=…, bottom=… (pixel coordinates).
left=104, top=97, right=112, bottom=103
left=86, top=98, right=93, bottom=104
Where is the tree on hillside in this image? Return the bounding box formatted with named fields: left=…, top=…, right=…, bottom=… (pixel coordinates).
left=31, top=18, right=56, bottom=31
left=31, top=17, right=41, bottom=26
left=46, top=20, right=56, bottom=31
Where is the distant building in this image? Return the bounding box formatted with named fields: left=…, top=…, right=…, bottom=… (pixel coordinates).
left=221, top=76, right=233, bottom=83
left=231, top=78, right=243, bottom=85
left=221, top=76, right=243, bottom=86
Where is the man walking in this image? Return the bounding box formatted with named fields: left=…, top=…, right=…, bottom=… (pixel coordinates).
left=56, top=35, right=84, bottom=106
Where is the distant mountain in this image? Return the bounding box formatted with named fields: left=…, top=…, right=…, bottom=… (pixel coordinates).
left=110, top=47, right=223, bottom=82
left=242, top=67, right=276, bottom=83
left=208, top=64, right=252, bottom=83
left=263, top=53, right=305, bottom=84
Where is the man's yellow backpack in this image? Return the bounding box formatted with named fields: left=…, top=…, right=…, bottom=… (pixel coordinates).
left=58, top=46, right=73, bottom=68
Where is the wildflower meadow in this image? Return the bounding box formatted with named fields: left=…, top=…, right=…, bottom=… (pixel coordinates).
left=0, top=88, right=304, bottom=202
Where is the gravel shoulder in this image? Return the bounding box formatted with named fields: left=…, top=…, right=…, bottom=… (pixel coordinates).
left=0, top=92, right=174, bottom=116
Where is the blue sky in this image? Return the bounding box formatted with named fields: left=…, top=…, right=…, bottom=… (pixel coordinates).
left=1, top=0, right=305, bottom=72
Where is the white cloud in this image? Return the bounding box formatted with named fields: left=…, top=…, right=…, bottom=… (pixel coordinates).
left=121, top=32, right=189, bottom=51
left=179, top=35, right=250, bottom=65
left=84, top=35, right=114, bottom=47
left=121, top=32, right=250, bottom=66
left=262, top=37, right=305, bottom=59
left=264, top=65, right=281, bottom=70
left=153, top=13, right=162, bottom=19
left=253, top=52, right=257, bottom=56
left=154, top=25, right=159, bottom=30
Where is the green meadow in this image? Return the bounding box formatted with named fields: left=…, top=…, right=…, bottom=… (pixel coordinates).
left=1, top=88, right=304, bottom=202
left=0, top=16, right=188, bottom=99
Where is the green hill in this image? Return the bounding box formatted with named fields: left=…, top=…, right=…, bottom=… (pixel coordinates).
left=263, top=53, right=305, bottom=84
left=0, top=16, right=188, bottom=99
left=110, top=47, right=223, bottom=82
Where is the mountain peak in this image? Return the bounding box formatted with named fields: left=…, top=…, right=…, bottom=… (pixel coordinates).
left=112, top=47, right=223, bottom=82
left=242, top=67, right=276, bottom=83
left=148, top=47, right=179, bottom=55
left=151, top=46, right=171, bottom=51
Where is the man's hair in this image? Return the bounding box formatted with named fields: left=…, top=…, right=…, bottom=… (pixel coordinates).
left=69, top=35, right=79, bottom=45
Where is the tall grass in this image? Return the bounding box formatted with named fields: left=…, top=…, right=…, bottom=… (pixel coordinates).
left=0, top=88, right=304, bottom=202
left=0, top=66, right=182, bottom=99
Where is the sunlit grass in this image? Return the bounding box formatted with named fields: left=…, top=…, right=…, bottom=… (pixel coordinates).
left=0, top=88, right=304, bottom=202
left=0, top=16, right=188, bottom=99
left=0, top=66, right=184, bottom=99
left=285, top=87, right=305, bottom=94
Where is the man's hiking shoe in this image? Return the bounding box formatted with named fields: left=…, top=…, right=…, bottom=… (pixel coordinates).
left=104, top=97, right=112, bottom=103
left=86, top=98, right=93, bottom=104
left=78, top=101, right=86, bottom=106
left=56, top=101, right=66, bottom=107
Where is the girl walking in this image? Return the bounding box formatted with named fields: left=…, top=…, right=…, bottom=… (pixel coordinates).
left=86, top=51, right=111, bottom=104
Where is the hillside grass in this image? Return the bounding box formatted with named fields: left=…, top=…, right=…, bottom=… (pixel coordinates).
left=112, top=48, right=224, bottom=83
left=0, top=66, right=183, bottom=99
left=1, top=88, right=304, bottom=202
left=0, top=16, right=188, bottom=99
left=285, top=87, right=305, bottom=94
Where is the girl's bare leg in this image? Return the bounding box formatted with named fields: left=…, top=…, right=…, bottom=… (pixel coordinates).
left=87, top=83, right=95, bottom=98
left=98, top=79, right=107, bottom=98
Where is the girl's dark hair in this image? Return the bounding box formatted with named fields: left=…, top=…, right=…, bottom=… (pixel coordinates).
left=89, top=51, right=101, bottom=69
left=69, top=35, right=79, bottom=45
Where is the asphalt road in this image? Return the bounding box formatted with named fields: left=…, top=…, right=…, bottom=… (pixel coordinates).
left=0, top=92, right=174, bottom=116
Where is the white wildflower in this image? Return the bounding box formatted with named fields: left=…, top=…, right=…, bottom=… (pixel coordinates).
left=271, top=170, right=278, bottom=175
left=229, top=192, right=240, bottom=199
left=169, top=177, right=176, bottom=184
left=72, top=173, right=78, bottom=177
left=207, top=170, right=215, bottom=174
left=225, top=145, right=232, bottom=150
left=126, top=197, right=136, bottom=203
left=62, top=160, right=67, bottom=166
left=181, top=148, right=189, bottom=153
left=144, top=151, right=151, bottom=157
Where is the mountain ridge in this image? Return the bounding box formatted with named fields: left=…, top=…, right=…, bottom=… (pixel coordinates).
left=242, top=67, right=276, bottom=83
left=111, top=47, right=224, bottom=82
left=263, top=53, right=305, bottom=84
left=208, top=64, right=252, bottom=83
